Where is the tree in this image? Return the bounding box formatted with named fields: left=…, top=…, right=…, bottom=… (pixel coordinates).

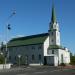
left=70, top=52, right=75, bottom=65
left=0, top=42, right=4, bottom=52
left=0, top=53, right=5, bottom=64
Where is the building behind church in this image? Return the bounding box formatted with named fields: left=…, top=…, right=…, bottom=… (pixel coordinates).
left=2, top=5, right=70, bottom=66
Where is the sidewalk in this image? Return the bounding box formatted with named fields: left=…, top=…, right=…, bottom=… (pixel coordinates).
left=58, top=65, right=75, bottom=70
left=0, top=66, right=29, bottom=73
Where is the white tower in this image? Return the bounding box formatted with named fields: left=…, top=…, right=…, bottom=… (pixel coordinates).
left=49, top=5, right=60, bottom=46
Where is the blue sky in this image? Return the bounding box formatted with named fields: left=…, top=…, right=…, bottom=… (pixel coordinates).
left=0, top=0, right=75, bottom=53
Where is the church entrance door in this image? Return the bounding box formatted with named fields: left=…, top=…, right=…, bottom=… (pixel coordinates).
left=44, top=56, right=47, bottom=65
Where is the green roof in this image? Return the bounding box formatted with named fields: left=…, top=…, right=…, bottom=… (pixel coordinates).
left=48, top=45, right=65, bottom=49
left=8, top=33, right=48, bottom=47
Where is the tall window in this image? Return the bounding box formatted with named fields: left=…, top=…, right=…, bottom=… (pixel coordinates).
left=51, top=39, right=54, bottom=42
left=52, top=50, right=54, bottom=54
left=39, top=54, right=41, bottom=60
left=15, top=56, right=16, bottom=60
left=38, top=46, right=42, bottom=50
left=32, top=55, right=35, bottom=60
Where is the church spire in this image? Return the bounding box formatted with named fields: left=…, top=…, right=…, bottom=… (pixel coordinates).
left=49, top=2, right=60, bottom=46
left=49, top=3, right=59, bottom=31
left=51, top=4, right=56, bottom=23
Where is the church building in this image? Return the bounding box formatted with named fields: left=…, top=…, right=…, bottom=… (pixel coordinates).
left=7, top=5, right=70, bottom=66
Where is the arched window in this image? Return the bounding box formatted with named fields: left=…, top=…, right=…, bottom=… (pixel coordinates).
left=52, top=50, right=54, bottom=54
left=39, top=54, right=41, bottom=60
left=32, top=54, right=35, bottom=60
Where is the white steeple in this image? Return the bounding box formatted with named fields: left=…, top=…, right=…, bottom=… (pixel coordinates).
left=49, top=4, right=60, bottom=46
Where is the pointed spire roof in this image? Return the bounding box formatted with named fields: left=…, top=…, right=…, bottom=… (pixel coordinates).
left=51, top=4, right=56, bottom=23
left=49, top=3, right=59, bottom=31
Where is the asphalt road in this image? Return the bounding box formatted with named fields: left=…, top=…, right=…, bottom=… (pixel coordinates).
left=0, top=66, right=75, bottom=75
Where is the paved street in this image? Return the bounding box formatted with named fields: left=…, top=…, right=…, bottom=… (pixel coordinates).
left=0, top=66, right=75, bottom=75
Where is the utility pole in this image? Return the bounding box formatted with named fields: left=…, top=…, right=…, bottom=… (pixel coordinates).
left=5, top=10, right=16, bottom=69
left=18, top=54, right=21, bottom=68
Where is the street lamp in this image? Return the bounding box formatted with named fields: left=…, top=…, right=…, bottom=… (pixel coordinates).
left=18, top=54, right=21, bottom=68
left=5, top=11, right=16, bottom=69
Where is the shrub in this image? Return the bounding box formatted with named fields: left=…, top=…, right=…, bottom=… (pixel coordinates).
left=0, top=54, right=5, bottom=64
left=60, top=63, right=66, bottom=66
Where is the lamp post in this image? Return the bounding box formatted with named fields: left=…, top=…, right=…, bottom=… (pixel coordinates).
left=5, top=11, right=16, bottom=69
left=18, top=54, right=21, bottom=68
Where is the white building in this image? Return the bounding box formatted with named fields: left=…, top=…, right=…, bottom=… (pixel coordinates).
left=6, top=5, right=70, bottom=66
